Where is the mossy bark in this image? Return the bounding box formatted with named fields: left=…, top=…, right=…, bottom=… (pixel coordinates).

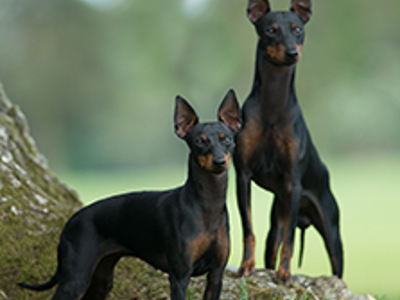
left=0, top=83, right=79, bottom=300
left=0, top=83, right=374, bottom=300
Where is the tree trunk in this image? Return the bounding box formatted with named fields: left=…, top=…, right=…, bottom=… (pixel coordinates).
left=0, top=83, right=80, bottom=299
left=0, top=82, right=374, bottom=300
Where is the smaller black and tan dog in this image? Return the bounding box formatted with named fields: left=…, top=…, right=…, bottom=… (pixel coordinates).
left=18, top=90, right=241, bottom=300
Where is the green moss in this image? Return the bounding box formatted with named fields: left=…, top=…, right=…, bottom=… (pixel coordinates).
left=0, top=89, right=81, bottom=299
left=0, top=96, right=169, bottom=299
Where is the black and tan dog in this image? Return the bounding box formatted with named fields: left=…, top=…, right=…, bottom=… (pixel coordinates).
left=18, top=90, right=241, bottom=300
left=234, top=0, right=343, bottom=285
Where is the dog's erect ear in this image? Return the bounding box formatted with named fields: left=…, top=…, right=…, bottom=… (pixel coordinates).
left=247, top=0, right=270, bottom=24
left=290, top=0, right=312, bottom=23
left=218, top=89, right=241, bottom=132
left=174, top=96, right=199, bottom=139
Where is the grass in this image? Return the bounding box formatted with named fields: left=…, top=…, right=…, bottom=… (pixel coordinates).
left=58, top=154, right=400, bottom=299
left=238, top=278, right=248, bottom=300
left=187, top=289, right=193, bottom=300
left=322, top=284, right=338, bottom=300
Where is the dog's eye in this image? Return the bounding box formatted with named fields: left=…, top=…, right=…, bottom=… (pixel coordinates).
left=266, top=27, right=276, bottom=36
left=195, top=137, right=207, bottom=146
left=293, top=26, right=302, bottom=35
left=222, top=136, right=233, bottom=144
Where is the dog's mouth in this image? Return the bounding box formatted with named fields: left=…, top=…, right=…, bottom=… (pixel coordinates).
left=210, top=165, right=228, bottom=174
left=197, top=154, right=230, bottom=174
left=265, top=52, right=300, bottom=66
left=203, top=161, right=229, bottom=174
left=281, top=57, right=299, bottom=66
left=264, top=45, right=302, bottom=66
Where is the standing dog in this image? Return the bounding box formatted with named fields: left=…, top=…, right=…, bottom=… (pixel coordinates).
left=234, top=0, right=343, bottom=285
left=18, top=90, right=241, bottom=300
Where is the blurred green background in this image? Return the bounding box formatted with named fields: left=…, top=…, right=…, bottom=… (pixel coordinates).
left=1, top=0, right=399, bottom=298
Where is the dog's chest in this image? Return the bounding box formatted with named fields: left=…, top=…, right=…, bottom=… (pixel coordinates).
left=189, top=221, right=229, bottom=275
left=240, top=119, right=296, bottom=163
left=189, top=232, right=213, bottom=263
left=239, top=121, right=298, bottom=190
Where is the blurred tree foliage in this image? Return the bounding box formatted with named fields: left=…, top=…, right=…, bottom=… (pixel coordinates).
left=0, top=0, right=399, bottom=171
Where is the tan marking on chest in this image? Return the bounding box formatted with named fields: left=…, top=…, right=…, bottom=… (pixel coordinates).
left=190, top=233, right=212, bottom=264
left=237, top=118, right=264, bottom=165
left=271, top=124, right=297, bottom=162
left=216, top=225, right=230, bottom=262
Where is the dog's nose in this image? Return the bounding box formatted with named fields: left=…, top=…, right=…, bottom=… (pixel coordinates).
left=285, top=49, right=298, bottom=59
left=213, top=157, right=226, bottom=168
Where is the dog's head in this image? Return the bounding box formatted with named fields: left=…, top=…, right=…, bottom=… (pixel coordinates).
left=174, top=90, right=241, bottom=174
left=248, top=0, right=311, bottom=66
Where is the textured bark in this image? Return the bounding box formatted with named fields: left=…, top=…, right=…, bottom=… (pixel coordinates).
left=0, top=83, right=80, bottom=299
left=0, top=83, right=374, bottom=300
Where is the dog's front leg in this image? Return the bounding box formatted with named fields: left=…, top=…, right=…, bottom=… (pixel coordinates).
left=168, top=272, right=191, bottom=300
left=264, top=195, right=285, bottom=270
left=273, top=182, right=302, bottom=286
left=236, top=169, right=256, bottom=277
left=203, top=266, right=226, bottom=300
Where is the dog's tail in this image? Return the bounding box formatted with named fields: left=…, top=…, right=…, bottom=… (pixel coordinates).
left=298, top=227, right=306, bottom=268
left=17, top=273, right=58, bottom=291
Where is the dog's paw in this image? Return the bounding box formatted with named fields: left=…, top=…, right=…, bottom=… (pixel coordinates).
left=237, top=258, right=255, bottom=277
left=272, top=267, right=291, bottom=286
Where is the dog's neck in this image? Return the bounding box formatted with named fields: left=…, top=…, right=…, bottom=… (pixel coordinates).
left=185, top=154, right=228, bottom=213
left=253, top=46, right=298, bottom=123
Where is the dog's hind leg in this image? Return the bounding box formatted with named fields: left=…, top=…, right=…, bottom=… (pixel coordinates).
left=50, top=270, right=93, bottom=300
left=50, top=260, right=96, bottom=300
left=50, top=252, right=121, bottom=300
left=303, top=182, right=343, bottom=278
left=50, top=233, right=103, bottom=300
left=314, top=188, right=343, bottom=278
left=81, top=253, right=122, bottom=300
